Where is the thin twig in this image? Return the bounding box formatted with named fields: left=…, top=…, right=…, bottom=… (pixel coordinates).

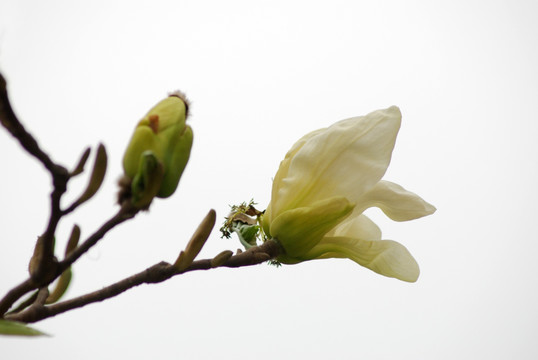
left=6, top=240, right=282, bottom=323
left=0, top=72, right=59, bottom=174
left=0, top=71, right=70, bottom=289
left=34, top=288, right=50, bottom=306
left=5, top=291, right=39, bottom=316
left=58, top=202, right=138, bottom=273
left=0, top=203, right=138, bottom=317
left=0, top=279, right=35, bottom=316
left=29, top=166, right=69, bottom=284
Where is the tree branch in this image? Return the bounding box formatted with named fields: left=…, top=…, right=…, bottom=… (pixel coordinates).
left=0, top=203, right=138, bottom=317
left=28, top=166, right=69, bottom=284
left=6, top=239, right=283, bottom=323
left=0, top=76, right=129, bottom=313
left=0, top=71, right=70, bottom=288
left=58, top=202, right=139, bottom=273
left=0, top=71, right=282, bottom=329
left=0, top=279, right=35, bottom=316
left=0, top=72, right=60, bottom=174
left=5, top=290, right=38, bottom=316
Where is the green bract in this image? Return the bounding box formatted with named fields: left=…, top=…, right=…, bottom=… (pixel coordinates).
left=123, top=94, right=193, bottom=207
left=262, top=106, right=436, bottom=282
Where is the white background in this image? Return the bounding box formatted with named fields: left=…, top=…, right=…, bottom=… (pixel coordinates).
left=1, top=0, right=537, bottom=359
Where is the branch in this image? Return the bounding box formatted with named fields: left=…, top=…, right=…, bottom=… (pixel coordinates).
left=0, top=75, right=121, bottom=313
left=5, top=290, right=38, bottom=316
left=28, top=166, right=69, bottom=284
left=0, top=71, right=70, bottom=287
left=58, top=202, right=138, bottom=273
left=0, top=279, right=35, bottom=316
left=0, top=203, right=138, bottom=317
left=0, top=72, right=61, bottom=174
left=0, top=71, right=281, bottom=329
left=6, top=239, right=282, bottom=323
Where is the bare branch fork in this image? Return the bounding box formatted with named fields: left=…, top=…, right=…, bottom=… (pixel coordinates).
left=0, top=71, right=135, bottom=316
left=0, top=205, right=136, bottom=316
left=0, top=72, right=283, bottom=327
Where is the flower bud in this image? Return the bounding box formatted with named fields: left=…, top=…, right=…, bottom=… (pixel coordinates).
left=122, top=93, right=193, bottom=206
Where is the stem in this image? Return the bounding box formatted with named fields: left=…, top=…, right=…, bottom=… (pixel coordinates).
left=29, top=166, right=69, bottom=284
left=58, top=203, right=138, bottom=273
left=6, top=240, right=283, bottom=323
left=0, top=70, right=69, bottom=292
left=0, top=204, right=137, bottom=317
left=0, top=279, right=35, bottom=316
left=0, top=72, right=58, bottom=173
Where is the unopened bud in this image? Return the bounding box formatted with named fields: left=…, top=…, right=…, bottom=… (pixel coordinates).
left=122, top=94, right=193, bottom=207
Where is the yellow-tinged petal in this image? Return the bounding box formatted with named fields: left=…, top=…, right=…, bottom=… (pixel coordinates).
left=318, top=212, right=419, bottom=281
left=356, top=180, right=436, bottom=221
left=270, top=196, right=354, bottom=258
left=266, top=130, right=324, bottom=230
left=269, top=128, right=325, bottom=222
left=306, top=236, right=420, bottom=282
left=326, top=213, right=382, bottom=240
left=271, top=106, right=401, bottom=217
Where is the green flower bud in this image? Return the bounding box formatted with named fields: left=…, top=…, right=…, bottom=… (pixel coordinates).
left=122, top=93, right=193, bottom=206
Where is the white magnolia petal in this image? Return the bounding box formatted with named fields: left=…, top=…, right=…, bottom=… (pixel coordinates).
left=357, top=180, right=436, bottom=221
left=326, top=213, right=382, bottom=241
left=270, top=128, right=326, bottom=223
left=272, top=106, right=402, bottom=216
left=305, top=236, right=420, bottom=282
left=285, top=128, right=327, bottom=158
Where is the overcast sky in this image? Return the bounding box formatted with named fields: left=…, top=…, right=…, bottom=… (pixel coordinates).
left=1, top=1, right=537, bottom=359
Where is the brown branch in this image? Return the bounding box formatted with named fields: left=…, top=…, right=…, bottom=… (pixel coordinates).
left=0, top=279, right=35, bottom=316
left=58, top=202, right=139, bottom=273
left=0, top=71, right=281, bottom=328
left=0, top=72, right=60, bottom=174
left=34, top=288, right=50, bottom=306
left=0, top=70, right=70, bottom=289
left=6, top=239, right=283, bottom=323
left=28, top=166, right=69, bottom=284
left=5, top=290, right=38, bottom=316
left=0, top=203, right=138, bottom=317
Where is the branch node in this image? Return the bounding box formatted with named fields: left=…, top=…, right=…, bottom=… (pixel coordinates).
left=210, top=250, right=234, bottom=268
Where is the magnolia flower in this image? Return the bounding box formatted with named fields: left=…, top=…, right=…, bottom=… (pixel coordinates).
left=261, top=106, right=435, bottom=282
